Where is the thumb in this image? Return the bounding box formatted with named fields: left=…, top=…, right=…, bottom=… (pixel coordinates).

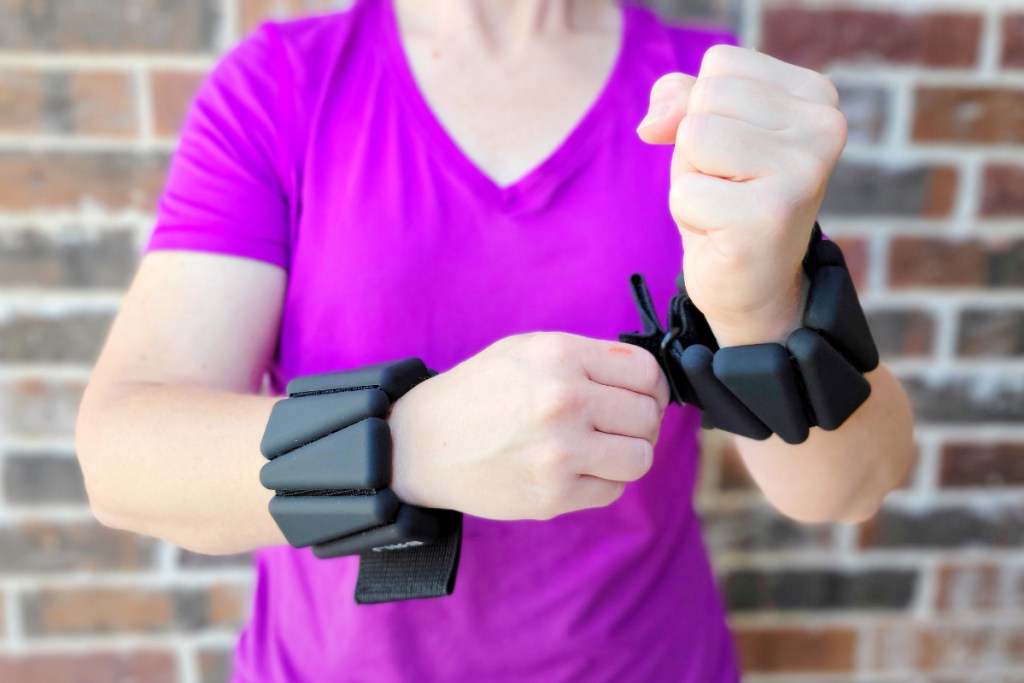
left=636, top=73, right=695, bottom=145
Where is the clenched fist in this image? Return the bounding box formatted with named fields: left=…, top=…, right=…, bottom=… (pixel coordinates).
left=638, top=45, right=848, bottom=347
left=388, top=333, right=670, bottom=521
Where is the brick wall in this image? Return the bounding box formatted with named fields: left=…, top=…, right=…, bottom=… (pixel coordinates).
left=0, top=0, right=1019, bottom=681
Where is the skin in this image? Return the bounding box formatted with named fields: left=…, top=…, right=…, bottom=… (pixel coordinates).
left=75, top=0, right=912, bottom=557
left=635, top=49, right=915, bottom=521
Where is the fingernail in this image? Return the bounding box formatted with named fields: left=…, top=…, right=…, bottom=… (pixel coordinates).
left=637, top=103, right=671, bottom=131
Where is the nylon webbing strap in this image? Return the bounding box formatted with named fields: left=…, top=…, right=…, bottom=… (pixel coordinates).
left=355, top=514, right=463, bottom=604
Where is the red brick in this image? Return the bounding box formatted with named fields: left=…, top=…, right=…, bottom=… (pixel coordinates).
left=68, top=72, right=138, bottom=136
left=734, top=627, right=856, bottom=672
left=1009, top=628, right=1024, bottom=664
left=174, top=583, right=252, bottom=630
left=151, top=71, right=205, bottom=138
left=0, top=652, right=175, bottom=683
left=198, top=648, right=232, bottom=683
left=902, top=374, right=1024, bottom=424
left=0, top=312, right=114, bottom=363
left=0, top=228, right=137, bottom=288
left=832, top=237, right=868, bottom=290
left=0, top=0, right=218, bottom=52
left=874, top=623, right=1020, bottom=671
left=914, top=88, right=1024, bottom=144
left=702, top=508, right=834, bottom=554
left=982, top=165, right=1024, bottom=216
left=23, top=588, right=175, bottom=635
left=823, top=163, right=958, bottom=217
left=761, top=10, right=981, bottom=70
left=1004, top=15, right=1024, bottom=68
left=0, top=70, right=140, bottom=137
left=957, top=310, right=1024, bottom=357
left=941, top=442, right=1024, bottom=487
left=0, top=70, right=45, bottom=133
left=889, top=238, right=1024, bottom=289
left=837, top=85, right=889, bottom=145
left=179, top=549, right=253, bottom=570
left=207, top=583, right=251, bottom=626
left=867, top=310, right=936, bottom=357
left=860, top=506, right=1024, bottom=548
left=239, top=0, right=345, bottom=36
left=3, top=453, right=88, bottom=505
left=0, top=523, right=156, bottom=574
left=913, top=626, right=1007, bottom=671
left=935, top=563, right=1001, bottom=612
left=0, top=153, right=167, bottom=212
left=2, top=379, right=85, bottom=439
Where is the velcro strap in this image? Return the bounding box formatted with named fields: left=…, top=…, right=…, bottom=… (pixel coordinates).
left=355, top=513, right=463, bottom=604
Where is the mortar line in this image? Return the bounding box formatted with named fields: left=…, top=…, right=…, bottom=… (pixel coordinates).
left=980, top=2, right=1005, bottom=76
left=3, top=584, right=24, bottom=651
left=136, top=65, right=155, bottom=146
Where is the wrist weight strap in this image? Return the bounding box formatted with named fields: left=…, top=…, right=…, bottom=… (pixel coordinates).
left=259, top=358, right=462, bottom=604
left=620, top=224, right=879, bottom=445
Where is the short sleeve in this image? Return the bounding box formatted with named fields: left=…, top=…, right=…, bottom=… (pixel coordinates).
left=146, top=25, right=293, bottom=271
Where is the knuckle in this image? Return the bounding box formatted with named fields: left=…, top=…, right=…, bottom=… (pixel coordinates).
left=640, top=395, right=661, bottom=433
left=637, top=354, right=664, bottom=396
left=701, top=44, right=736, bottom=72
left=539, top=441, right=574, bottom=474
left=689, top=77, right=714, bottom=113
left=532, top=331, right=574, bottom=362
left=817, top=73, right=841, bottom=107
left=816, top=107, right=849, bottom=155
left=635, top=440, right=655, bottom=478
left=680, top=112, right=713, bottom=145
left=535, top=382, right=581, bottom=423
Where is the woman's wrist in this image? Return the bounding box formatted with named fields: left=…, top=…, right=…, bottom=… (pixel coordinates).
left=704, top=271, right=809, bottom=348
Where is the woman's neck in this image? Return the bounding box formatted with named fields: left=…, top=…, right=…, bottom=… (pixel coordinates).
left=393, top=0, right=619, bottom=54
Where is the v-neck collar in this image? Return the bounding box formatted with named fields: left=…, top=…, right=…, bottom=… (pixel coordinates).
left=373, top=0, right=639, bottom=213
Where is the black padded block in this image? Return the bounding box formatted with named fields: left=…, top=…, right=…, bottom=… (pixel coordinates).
left=260, top=389, right=389, bottom=459
left=313, top=505, right=451, bottom=558
left=680, top=344, right=772, bottom=441
left=269, top=489, right=400, bottom=548
left=287, top=358, right=431, bottom=401
left=803, top=265, right=880, bottom=373
left=805, top=237, right=847, bottom=271
left=712, top=343, right=810, bottom=445
left=259, top=418, right=392, bottom=491
left=787, top=328, right=872, bottom=431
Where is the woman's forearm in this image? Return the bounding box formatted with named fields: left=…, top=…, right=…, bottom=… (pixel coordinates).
left=731, top=362, right=915, bottom=523
left=76, top=382, right=285, bottom=555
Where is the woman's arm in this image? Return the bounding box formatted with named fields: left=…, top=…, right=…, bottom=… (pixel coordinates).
left=709, top=288, right=914, bottom=523
left=76, top=251, right=287, bottom=555
left=636, top=46, right=916, bottom=523
left=730, top=362, right=914, bottom=523
left=78, top=251, right=672, bottom=554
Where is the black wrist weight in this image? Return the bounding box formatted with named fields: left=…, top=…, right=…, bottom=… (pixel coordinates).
left=259, top=358, right=462, bottom=604
left=620, top=223, right=878, bottom=445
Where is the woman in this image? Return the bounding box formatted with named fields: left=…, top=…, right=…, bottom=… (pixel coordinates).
left=75, top=0, right=915, bottom=680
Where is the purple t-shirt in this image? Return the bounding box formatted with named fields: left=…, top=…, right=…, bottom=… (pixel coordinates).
left=148, top=1, right=740, bottom=680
